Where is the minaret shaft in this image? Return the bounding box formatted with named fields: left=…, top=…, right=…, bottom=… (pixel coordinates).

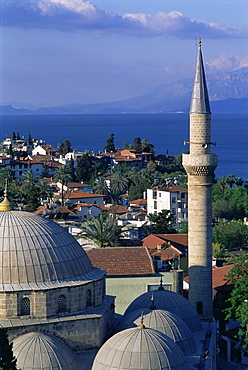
left=182, top=40, right=218, bottom=319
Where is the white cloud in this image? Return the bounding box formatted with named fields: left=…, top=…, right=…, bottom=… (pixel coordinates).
left=2, top=0, right=248, bottom=39
left=207, top=55, right=248, bottom=71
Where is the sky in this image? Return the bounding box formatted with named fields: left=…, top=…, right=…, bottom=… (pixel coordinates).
left=1, top=0, right=248, bottom=107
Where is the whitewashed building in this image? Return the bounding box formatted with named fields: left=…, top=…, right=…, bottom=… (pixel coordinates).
left=147, top=185, right=188, bottom=228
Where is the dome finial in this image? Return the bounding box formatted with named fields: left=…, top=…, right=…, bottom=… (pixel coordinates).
left=137, top=312, right=145, bottom=329
left=158, top=277, right=164, bottom=290
left=149, top=292, right=156, bottom=310
left=0, top=180, right=13, bottom=211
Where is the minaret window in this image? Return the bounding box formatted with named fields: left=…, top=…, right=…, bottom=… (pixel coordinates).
left=20, top=297, right=30, bottom=316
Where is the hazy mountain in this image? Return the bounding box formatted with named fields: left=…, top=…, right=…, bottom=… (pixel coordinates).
left=0, top=105, right=31, bottom=114
left=1, top=67, right=248, bottom=114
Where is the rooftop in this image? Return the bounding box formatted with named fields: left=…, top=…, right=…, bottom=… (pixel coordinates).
left=87, top=246, right=155, bottom=276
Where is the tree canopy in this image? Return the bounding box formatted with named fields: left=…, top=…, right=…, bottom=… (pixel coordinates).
left=144, top=210, right=176, bottom=235
left=224, top=250, right=248, bottom=349
left=212, top=220, right=248, bottom=250
left=0, top=327, right=18, bottom=369
left=76, top=153, right=94, bottom=183
left=104, top=134, right=115, bottom=153
left=79, top=214, right=124, bottom=247
left=58, top=140, right=72, bottom=156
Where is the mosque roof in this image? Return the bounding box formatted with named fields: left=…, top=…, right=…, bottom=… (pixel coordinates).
left=0, top=210, right=104, bottom=291
left=124, top=289, right=202, bottom=332
left=13, top=332, right=77, bottom=370
left=92, top=326, right=188, bottom=370
left=112, top=308, right=196, bottom=355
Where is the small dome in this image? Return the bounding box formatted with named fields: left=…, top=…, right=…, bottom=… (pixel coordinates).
left=92, top=326, right=188, bottom=370
left=113, top=308, right=196, bottom=355
left=124, top=289, right=201, bottom=332
left=0, top=211, right=104, bottom=291
left=13, top=332, right=77, bottom=370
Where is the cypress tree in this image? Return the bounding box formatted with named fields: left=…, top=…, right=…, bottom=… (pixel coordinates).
left=0, top=327, right=18, bottom=370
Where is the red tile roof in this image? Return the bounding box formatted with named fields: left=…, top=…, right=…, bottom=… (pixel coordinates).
left=151, top=185, right=188, bottom=193
left=87, top=247, right=155, bottom=276
left=98, top=204, right=128, bottom=214
left=212, top=264, right=234, bottom=289
left=184, top=264, right=234, bottom=289
left=66, top=182, right=90, bottom=188
left=30, top=155, right=55, bottom=161
left=62, top=190, right=105, bottom=199
left=129, top=199, right=147, bottom=205
left=151, top=245, right=183, bottom=260
left=35, top=205, right=77, bottom=217
left=142, top=234, right=188, bottom=250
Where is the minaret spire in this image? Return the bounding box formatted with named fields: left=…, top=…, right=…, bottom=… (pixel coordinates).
left=190, top=38, right=210, bottom=114
left=182, top=39, right=218, bottom=319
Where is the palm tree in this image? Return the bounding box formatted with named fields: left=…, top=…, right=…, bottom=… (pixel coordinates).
left=0, top=167, right=14, bottom=187
left=226, top=174, right=236, bottom=188
left=93, top=177, right=110, bottom=196
left=21, top=170, right=38, bottom=186
left=38, top=181, right=51, bottom=204
left=111, top=171, right=128, bottom=195
left=79, top=214, right=124, bottom=248
left=54, top=165, right=72, bottom=205
left=234, top=177, right=243, bottom=187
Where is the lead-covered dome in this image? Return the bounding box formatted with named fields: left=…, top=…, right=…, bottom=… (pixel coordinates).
left=124, top=289, right=201, bottom=332
left=113, top=309, right=196, bottom=355
left=13, top=332, right=77, bottom=370
left=92, top=326, right=188, bottom=370
left=0, top=211, right=104, bottom=291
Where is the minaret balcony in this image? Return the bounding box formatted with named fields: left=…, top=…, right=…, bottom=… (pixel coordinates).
left=182, top=153, right=218, bottom=177
left=182, top=153, right=218, bottom=167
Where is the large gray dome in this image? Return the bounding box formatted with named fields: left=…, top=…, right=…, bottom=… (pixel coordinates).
left=0, top=211, right=104, bottom=291
left=113, top=309, right=196, bottom=355
left=13, top=332, right=77, bottom=370
left=124, top=289, right=201, bottom=332
left=92, top=326, right=188, bottom=370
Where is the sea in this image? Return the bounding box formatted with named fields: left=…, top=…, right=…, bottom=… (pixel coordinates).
left=0, top=113, right=247, bottom=180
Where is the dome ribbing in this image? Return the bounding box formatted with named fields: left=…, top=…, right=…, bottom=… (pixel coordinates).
left=124, top=289, right=202, bottom=332
left=0, top=211, right=104, bottom=291
left=92, top=326, right=188, bottom=370
left=113, top=308, right=196, bottom=355
left=13, top=332, right=77, bottom=370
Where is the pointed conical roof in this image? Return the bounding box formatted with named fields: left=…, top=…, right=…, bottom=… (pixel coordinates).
left=190, top=39, right=210, bottom=114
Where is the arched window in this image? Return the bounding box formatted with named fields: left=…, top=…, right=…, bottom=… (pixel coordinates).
left=58, top=294, right=66, bottom=313
left=86, top=289, right=92, bottom=308
left=20, top=297, right=30, bottom=316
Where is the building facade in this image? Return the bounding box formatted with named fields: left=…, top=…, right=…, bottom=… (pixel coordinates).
left=147, top=185, right=188, bottom=228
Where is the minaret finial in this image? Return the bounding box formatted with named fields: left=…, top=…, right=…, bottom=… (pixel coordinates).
left=198, top=37, right=201, bottom=48
left=0, top=180, right=13, bottom=211
left=137, top=312, right=145, bottom=329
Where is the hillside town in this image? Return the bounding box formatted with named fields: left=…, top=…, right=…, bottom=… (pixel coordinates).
left=0, top=40, right=247, bottom=370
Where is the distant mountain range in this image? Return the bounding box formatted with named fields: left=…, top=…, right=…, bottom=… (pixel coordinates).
left=1, top=67, right=248, bottom=114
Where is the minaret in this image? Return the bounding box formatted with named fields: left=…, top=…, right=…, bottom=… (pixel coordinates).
left=182, top=39, right=218, bottom=319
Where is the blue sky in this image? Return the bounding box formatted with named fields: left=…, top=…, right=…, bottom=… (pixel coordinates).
left=1, top=0, right=248, bottom=106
